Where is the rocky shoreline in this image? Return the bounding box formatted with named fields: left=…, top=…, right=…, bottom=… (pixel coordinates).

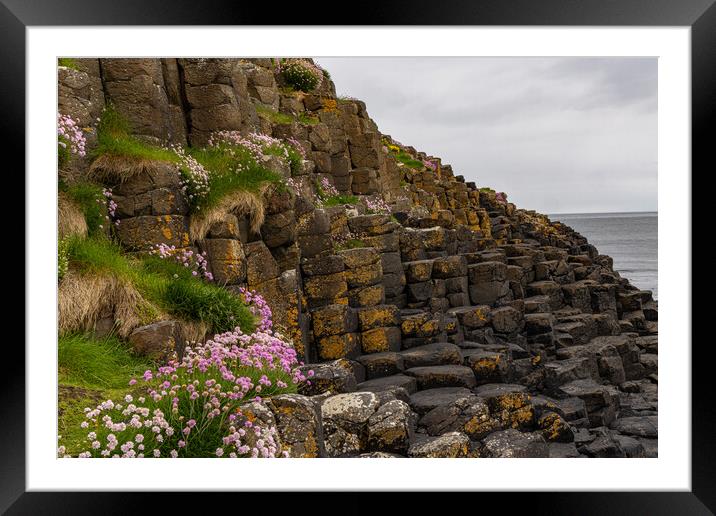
left=58, top=58, right=657, bottom=458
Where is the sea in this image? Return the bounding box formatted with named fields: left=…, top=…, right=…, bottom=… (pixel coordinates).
left=549, top=212, right=658, bottom=300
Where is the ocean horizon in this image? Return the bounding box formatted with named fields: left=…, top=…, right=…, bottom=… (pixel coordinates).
left=549, top=211, right=658, bottom=299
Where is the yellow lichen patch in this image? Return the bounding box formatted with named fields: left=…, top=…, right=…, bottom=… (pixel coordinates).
left=317, top=333, right=356, bottom=360
left=321, top=98, right=338, bottom=112
left=463, top=415, right=499, bottom=438
left=352, top=285, right=383, bottom=307
left=345, top=265, right=382, bottom=288
left=531, top=354, right=542, bottom=365
left=361, top=328, right=392, bottom=354
left=420, top=319, right=438, bottom=335
left=303, top=433, right=318, bottom=457
left=161, top=226, right=173, bottom=240
left=358, top=306, right=396, bottom=329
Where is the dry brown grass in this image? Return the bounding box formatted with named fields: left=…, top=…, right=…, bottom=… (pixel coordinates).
left=189, top=188, right=267, bottom=241
left=58, top=192, right=88, bottom=239
left=88, top=155, right=157, bottom=184
left=58, top=271, right=159, bottom=338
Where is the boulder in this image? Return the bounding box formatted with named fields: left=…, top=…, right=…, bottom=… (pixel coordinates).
left=321, top=392, right=380, bottom=457
left=128, top=320, right=185, bottom=360
left=407, top=432, right=471, bottom=458
left=267, top=394, right=324, bottom=457
left=366, top=400, right=416, bottom=454
left=481, top=429, right=549, bottom=458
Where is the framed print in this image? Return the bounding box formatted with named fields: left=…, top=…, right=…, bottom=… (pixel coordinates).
left=3, top=0, right=710, bottom=512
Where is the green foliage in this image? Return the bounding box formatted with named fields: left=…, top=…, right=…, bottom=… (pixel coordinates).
left=393, top=150, right=424, bottom=169
left=58, top=333, right=152, bottom=455
left=186, top=144, right=283, bottom=212
left=280, top=60, right=320, bottom=92
left=255, top=104, right=318, bottom=126
left=60, top=181, right=109, bottom=236
left=255, top=104, right=295, bottom=125
left=297, top=113, right=319, bottom=125
left=59, top=333, right=152, bottom=389
left=67, top=236, right=256, bottom=334
left=58, top=136, right=71, bottom=167
left=162, top=279, right=255, bottom=334
left=58, top=58, right=79, bottom=70
left=93, top=104, right=178, bottom=163
left=322, top=194, right=359, bottom=207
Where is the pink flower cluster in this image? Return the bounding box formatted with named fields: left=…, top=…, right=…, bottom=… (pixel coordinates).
left=286, top=137, right=306, bottom=160
left=422, top=159, right=437, bottom=171
left=495, top=192, right=507, bottom=204
left=209, top=131, right=264, bottom=161
left=103, top=188, right=120, bottom=227
left=151, top=243, right=213, bottom=281
left=62, top=326, right=312, bottom=459
left=173, top=146, right=210, bottom=207
left=284, top=177, right=300, bottom=191
left=318, top=176, right=339, bottom=198
left=363, top=196, right=391, bottom=215
left=57, top=113, right=87, bottom=157
left=237, top=287, right=273, bottom=332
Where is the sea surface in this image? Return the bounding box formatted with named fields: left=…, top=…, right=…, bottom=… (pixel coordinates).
left=549, top=212, right=658, bottom=299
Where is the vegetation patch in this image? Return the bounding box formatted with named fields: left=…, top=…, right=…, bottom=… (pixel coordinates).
left=63, top=236, right=256, bottom=336
left=255, top=104, right=319, bottom=126
left=58, top=58, right=79, bottom=70
left=92, top=105, right=178, bottom=169
left=59, top=181, right=111, bottom=237
left=255, top=104, right=295, bottom=125
left=279, top=58, right=323, bottom=93
left=322, top=194, right=359, bottom=207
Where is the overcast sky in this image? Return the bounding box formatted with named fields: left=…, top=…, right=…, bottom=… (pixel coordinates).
left=315, top=57, right=657, bottom=215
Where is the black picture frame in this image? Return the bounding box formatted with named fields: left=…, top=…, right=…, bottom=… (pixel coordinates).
left=3, top=0, right=708, bottom=513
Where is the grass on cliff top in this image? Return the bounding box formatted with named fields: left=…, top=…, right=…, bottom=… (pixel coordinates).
left=390, top=148, right=424, bottom=170
left=66, top=236, right=256, bottom=335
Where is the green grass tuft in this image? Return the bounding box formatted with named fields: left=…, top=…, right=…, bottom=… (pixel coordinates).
left=185, top=145, right=283, bottom=212
left=67, top=236, right=256, bottom=334
left=392, top=150, right=424, bottom=169
left=59, top=333, right=152, bottom=389
left=322, top=194, right=358, bottom=207
left=255, top=104, right=295, bottom=125
left=93, top=105, right=178, bottom=163
left=58, top=332, right=153, bottom=456
left=60, top=181, right=109, bottom=236
left=297, top=113, right=319, bottom=125
left=255, top=104, right=319, bottom=126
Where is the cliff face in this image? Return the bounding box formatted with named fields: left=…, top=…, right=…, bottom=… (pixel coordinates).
left=58, top=58, right=658, bottom=458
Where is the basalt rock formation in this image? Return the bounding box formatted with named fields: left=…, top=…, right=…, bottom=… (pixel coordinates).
left=59, top=58, right=658, bottom=458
